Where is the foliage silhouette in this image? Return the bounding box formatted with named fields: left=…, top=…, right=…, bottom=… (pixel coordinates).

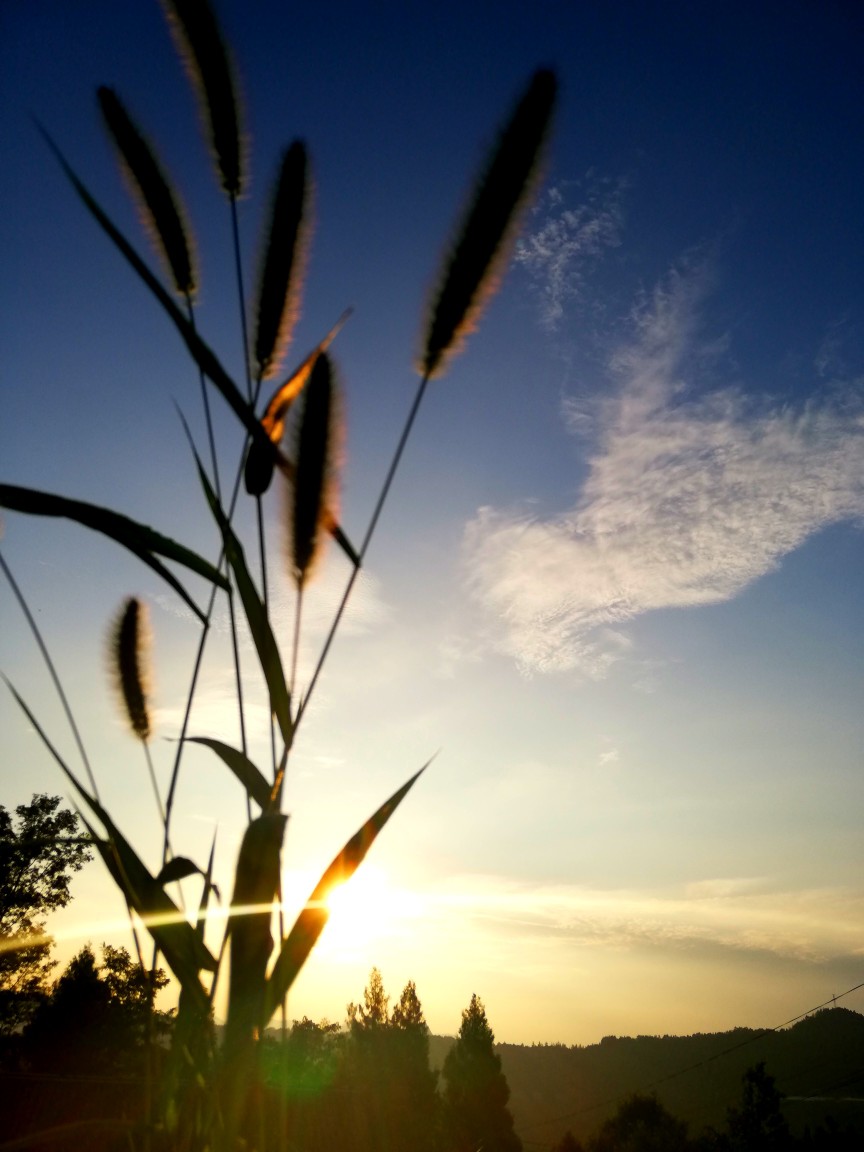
left=443, top=993, right=522, bottom=1152
left=0, top=794, right=92, bottom=1035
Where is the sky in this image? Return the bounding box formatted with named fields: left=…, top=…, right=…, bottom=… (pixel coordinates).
left=1, top=0, right=863, bottom=1049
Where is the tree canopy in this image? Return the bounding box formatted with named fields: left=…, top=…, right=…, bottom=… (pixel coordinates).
left=0, top=793, right=92, bottom=1032
left=443, top=993, right=522, bottom=1152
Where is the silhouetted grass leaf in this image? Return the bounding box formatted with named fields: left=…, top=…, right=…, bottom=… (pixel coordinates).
left=157, top=856, right=204, bottom=886
left=36, top=126, right=268, bottom=451
left=263, top=761, right=428, bottom=1022
left=225, top=813, right=288, bottom=1051
left=195, top=457, right=294, bottom=750
left=185, top=736, right=272, bottom=811
left=244, top=308, right=351, bottom=496
left=0, top=483, right=226, bottom=622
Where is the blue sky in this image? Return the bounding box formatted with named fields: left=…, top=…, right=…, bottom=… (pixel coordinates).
left=2, top=0, right=863, bottom=1045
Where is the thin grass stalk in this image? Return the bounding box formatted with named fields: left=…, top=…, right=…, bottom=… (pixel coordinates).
left=0, top=551, right=99, bottom=799
left=290, top=588, right=303, bottom=700
left=187, top=297, right=222, bottom=501
left=296, top=370, right=431, bottom=726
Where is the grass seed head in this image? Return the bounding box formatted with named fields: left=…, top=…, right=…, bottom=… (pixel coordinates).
left=420, top=68, right=557, bottom=379
left=161, top=0, right=245, bottom=198
left=97, top=86, right=197, bottom=298
left=111, top=597, right=152, bottom=742
left=290, top=352, right=342, bottom=587
left=253, top=141, right=312, bottom=382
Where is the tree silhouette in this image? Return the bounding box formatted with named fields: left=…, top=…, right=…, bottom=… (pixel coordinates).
left=587, top=1093, right=691, bottom=1152
left=726, top=1063, right=791, bottom=1151
left=24, top=943, right=169, bottom=1075
left=443, top=992, right=522, bottom=1152
left=0, top=794, right=92, bottom=1034
left=390, top=979, right=441, bottom=1152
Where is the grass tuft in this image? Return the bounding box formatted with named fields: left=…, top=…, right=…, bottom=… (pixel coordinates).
left=97, top=86, right=197, bottom=298
left=420, top=68, right=557, bottom=379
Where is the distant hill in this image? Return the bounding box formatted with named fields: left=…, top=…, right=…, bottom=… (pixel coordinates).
left=430, top=1007, right=864, bottom=1145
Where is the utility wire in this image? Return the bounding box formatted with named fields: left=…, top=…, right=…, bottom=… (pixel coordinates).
left=516, top=979, right=864, bottom=1137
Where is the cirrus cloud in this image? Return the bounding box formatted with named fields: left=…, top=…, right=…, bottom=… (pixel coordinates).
left=464, top=266, right=864, bottom=675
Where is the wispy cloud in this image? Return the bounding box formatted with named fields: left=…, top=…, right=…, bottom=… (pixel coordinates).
left=514, top=174, right=625, bottom=330
left=463, top=265, right=864, bottom=675
left=420, top=873, right=864, bottom=965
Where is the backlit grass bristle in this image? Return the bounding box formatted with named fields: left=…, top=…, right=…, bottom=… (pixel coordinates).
left=161, top=0, right=244, bottom=198
left=253, top=141, right=312, bottom=381
left=420, top=68, right=557, bottom=380
left=290, top=352, right=342, bottom=586
left=111, top=597, right=152, bottom=742
left=97, top=87, right=197, bottom=298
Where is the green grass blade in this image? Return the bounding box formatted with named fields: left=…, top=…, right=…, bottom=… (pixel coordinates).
left=195, top=458, right=294, bottom=750
left=263, top=761, right=428, bottom=1022
left=0, top=483, right=227, bottom=622
left=185, top=736, right=272, bottom=811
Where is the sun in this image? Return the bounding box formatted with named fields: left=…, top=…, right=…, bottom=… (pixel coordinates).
left=319, top=864, right=419, bottom=955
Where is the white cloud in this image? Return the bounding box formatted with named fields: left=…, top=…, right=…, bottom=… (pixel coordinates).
left=514, top=175, right=624, bottom=330
left=464, top=266, right=864, bottom=675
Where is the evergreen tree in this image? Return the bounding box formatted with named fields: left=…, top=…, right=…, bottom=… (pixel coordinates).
left=726, top=1063, right=791, bottom=1151
left=443, top=993, right=521, bottom=1152
left=391, top=979, right=441, bottom=1152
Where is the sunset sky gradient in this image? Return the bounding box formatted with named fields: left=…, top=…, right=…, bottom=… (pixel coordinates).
left=2, top=0, right=863, bottom=1045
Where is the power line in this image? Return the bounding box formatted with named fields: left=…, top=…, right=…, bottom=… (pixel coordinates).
left=516, top=978, right=864, bottom=1138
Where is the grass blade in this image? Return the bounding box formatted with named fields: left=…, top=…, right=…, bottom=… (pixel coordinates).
left=156, top=856, right=206, bottom=886
left=195, top=457, right=294, bottom=751
left=36, top=126, right=266, bottom=450
left=98, top=86, right=196, bottom=298
left=420, top=69, right=556, bottom=378
left=0, top=483, right=227, bottom=622
left=263, top=761, right=428, bottom=1022
left=184, top=736, right=272, bottom=811
left=224, top=813, right=288, bottom=1051
left=253, top=141, right=311, bottom=381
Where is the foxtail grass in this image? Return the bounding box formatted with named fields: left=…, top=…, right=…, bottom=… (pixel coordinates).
left=98, top=86, right=197, bottom=299
left=253, top=142, right=311, bottom=382
left=111, top=597, right=152, bottom=743
left=420, top=68, right=556, bottom=379
left=2, top=6, right=557, bottom=1146
left=161, top=0, right=244, bottom=200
